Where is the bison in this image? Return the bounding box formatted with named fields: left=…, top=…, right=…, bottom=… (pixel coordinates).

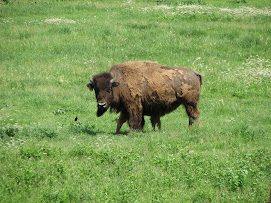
left=87, top=61, right=202, bottom=134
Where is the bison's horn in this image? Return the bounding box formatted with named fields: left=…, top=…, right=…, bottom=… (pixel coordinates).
left=89, top=77, right=93, bottom=83
left=110, top=72, right=117, bottom=83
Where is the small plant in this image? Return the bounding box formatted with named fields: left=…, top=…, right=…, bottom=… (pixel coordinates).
left=0, top=126, right=19, bottom=138
left=20, top=146, right=43, bottom=159
left=156, top=0, right=179, bottom=6
left=181, top=0, right=206, bottom=5
left=20, top=145, right=62, bottom=159
left=33, top=127, right=58, bottom=139
left=157, top=0, right=205, bottom=5
left=225, top=167, right=248, bottom=191
left=1, top=0, right=11, bottom=4
left=52, top=109, right=66, bottom=115
left=4, top=127, right=17, bottom=137
left=228, top=0, right=246, bottom=3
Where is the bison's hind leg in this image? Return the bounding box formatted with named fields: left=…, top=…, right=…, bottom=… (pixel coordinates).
left=185, top=104, right=200, bottom=127
left=151, top=115, right=161, bottom=131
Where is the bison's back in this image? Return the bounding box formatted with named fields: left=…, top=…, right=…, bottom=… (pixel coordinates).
left=110, top=61, right=201, bottom=114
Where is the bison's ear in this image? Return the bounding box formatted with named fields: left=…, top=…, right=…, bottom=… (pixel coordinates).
left=87, top=77, right=94, bottom=91
left=86, top=83, right=94, bottom=91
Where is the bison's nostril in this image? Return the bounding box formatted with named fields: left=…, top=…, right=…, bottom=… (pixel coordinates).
left=98, top=102, right=106, bottom=108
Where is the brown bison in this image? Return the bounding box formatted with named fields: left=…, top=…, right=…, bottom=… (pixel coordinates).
left=87, top=61, right=202, bottom=134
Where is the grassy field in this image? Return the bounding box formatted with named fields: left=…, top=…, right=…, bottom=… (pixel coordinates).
left=1, top=0, right=271, bottom=202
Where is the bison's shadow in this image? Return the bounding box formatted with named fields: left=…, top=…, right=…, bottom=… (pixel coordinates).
left=80, top=127, right=98, bottom=136
left=71, top=123, right=105, bottom=136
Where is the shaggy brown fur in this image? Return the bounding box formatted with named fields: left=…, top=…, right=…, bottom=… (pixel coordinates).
left=87, top=61, right=202, bottom=134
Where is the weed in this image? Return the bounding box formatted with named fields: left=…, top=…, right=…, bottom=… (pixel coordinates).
left=52, top=109, right=67, bottom=115
left=1, top=0, right=11, bottom=4
left=228, top=0, right=247, bottom=4
left=32, top=127, right=58, bottom=139
left=157, top=0, right=205, bottom=5
left=19, top=145, right=62, bottom=159
left=181, top=0, right=206, bottom=5
left=0, top=126, right=18, bottom=138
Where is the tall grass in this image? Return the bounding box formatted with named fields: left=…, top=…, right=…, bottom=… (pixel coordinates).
left=1, top=0, right=271, bottom=202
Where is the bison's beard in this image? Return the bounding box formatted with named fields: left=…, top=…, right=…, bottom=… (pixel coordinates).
left=97, top=107, right=108, bottom=117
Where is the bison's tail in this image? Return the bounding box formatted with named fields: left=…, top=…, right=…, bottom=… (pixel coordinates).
left=196, top=73, right=202, bottom=86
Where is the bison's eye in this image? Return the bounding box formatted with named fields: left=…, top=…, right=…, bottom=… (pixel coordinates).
left=106, top=89, right=111, bottom=93
left=94, top=88, right=99, bottom=94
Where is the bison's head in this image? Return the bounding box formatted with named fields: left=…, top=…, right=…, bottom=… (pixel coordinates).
left=87, top=72, right=119, bottom=117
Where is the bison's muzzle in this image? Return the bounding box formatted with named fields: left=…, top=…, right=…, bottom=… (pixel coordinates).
left=97, top=102, right=108, bottom=117
left=98, top=102, right=107, bottom=108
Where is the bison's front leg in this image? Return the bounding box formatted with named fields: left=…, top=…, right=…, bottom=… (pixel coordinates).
left=127, top=104, right=143, bottom=133
left=116, top=111, right=128, bottom=134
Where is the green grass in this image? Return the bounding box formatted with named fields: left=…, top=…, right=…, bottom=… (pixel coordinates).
left=1, top=0, right=271, bottom=202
